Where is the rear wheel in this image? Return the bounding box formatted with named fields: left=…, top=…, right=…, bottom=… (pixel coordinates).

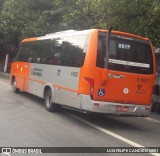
left=12, top=78, right=20, bottom=93
left=44, top=89, right=60, bottom=112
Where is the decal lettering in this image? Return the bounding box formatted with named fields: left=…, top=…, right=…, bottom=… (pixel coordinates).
left=71, top=72, right=78, bottom=77
left=137, top=84, right=143, bottom=91
left=31, top=68, right=42, bottom=76
left=118, top=43, right=131, bottom=50
left=137, top=78, right=149, bottom=83
left=109, top=59, right=150, bottom=68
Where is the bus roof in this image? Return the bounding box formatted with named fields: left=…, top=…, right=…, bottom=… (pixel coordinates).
left=38, top=29, right=91, bottom=41
left=21, top=29, right=149, bottom=43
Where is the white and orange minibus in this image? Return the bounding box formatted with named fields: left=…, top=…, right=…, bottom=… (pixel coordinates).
left=10, top=28, right=156, bottom=116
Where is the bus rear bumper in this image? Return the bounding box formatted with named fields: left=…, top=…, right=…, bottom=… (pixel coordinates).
left=80, top=95, right=151, bottom=116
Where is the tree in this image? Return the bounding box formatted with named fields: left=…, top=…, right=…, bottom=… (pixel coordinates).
left=107, top=0, right=160, bottom=46
left=0, top=0, right=159, bottom=49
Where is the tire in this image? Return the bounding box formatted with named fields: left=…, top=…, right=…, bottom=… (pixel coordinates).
left=12, top=78, right=20, bottom=93
left=44, top=89, right=60, bottom=112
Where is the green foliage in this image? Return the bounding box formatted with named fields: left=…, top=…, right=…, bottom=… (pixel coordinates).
left=0, top=0, right=159, bottom=52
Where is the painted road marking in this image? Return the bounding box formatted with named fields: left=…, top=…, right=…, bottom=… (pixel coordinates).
left=67, top=113, right=160, bottom=156
left=143, top=117, right=160, bottom=124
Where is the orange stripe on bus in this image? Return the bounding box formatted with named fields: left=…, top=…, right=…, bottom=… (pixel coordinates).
left=28, top=78, right=79, bottom=93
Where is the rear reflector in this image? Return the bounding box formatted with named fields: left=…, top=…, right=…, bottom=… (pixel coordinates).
left=94, top=103, right=99, bottom=106
left=84, top=77, right=94, bottom=87
left=145, top=107, right=150, bottom=111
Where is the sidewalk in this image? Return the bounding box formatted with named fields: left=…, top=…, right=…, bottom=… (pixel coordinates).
left=149, top=112, right=160, bottom=121
left=0, top=71, right=10, bottom=79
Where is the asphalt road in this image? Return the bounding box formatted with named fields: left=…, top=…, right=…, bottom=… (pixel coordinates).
left=0, top=73, right=160, bottom=156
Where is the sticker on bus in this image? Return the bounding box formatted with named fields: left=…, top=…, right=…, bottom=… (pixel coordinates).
left=98, top=89, right=105, bottom=97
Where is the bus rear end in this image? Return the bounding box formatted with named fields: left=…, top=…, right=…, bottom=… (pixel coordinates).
left=80, top=29, right=156, bottom=116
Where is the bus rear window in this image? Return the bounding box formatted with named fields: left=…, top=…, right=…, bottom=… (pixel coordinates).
left=97, top=32, right=153, bottom=74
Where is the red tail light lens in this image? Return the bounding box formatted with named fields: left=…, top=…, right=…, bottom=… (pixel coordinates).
left=84, top=77, right=94, bottom=98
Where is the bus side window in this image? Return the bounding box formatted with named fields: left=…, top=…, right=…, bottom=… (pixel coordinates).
left=28, top=50, right=37, bottom=63
left=17, top=46, right=30, bottom=62
left=14, top=46, right=21, bottom=62
left=13, top=45, right=21, bottom=62
left=60, top=35, right=88, bottom=67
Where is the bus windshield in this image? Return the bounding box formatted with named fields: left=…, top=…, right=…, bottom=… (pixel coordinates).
left=97, top=32, right=153, bottom=74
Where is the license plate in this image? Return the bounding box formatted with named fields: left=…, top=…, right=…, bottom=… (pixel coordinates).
left=116, top=106, right=129, bottom=112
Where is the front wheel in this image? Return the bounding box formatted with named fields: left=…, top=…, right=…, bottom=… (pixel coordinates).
left=12, top=78, right=20, bottom=93
left=44, top=89, right=60, bottom=112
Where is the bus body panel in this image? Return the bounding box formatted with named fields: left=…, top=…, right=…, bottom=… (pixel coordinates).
left=93, top=69, right=155, bottom=105
left=53, top=88, right=82, bottom=109
left=29, top=64, right=80, bottom=91
left=80, top=95, right=150, bottom=116
left=29, top=63, right=81, bottom=108
left=11, top=61, right=82, bottom=109
left=78, top=29, right=98, bottom=95
left=11, top=62, right=30, bottom=91
left=28, top=79, right=44, bottom=98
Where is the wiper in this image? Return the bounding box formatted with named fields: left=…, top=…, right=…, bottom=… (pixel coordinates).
left=105, top=26, right=113, bottom=68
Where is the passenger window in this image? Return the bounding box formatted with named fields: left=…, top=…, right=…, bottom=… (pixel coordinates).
left=60, top=35, right=88, bottom=67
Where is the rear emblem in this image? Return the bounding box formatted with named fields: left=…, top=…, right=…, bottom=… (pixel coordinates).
left=123, top=88, right=129, bottom=94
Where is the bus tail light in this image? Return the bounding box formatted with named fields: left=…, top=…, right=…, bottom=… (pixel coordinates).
left=84, top=77, right=94, bottom=98
left=94, top=103, right=99, bottom=106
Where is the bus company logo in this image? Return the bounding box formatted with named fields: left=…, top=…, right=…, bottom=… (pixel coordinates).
left=2, top=148, right=11, bottom=155
left=123, top=88, right=129, bottom=94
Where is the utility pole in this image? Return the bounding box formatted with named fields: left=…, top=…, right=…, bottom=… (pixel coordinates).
left=4, top=53, right=9, bottom=73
